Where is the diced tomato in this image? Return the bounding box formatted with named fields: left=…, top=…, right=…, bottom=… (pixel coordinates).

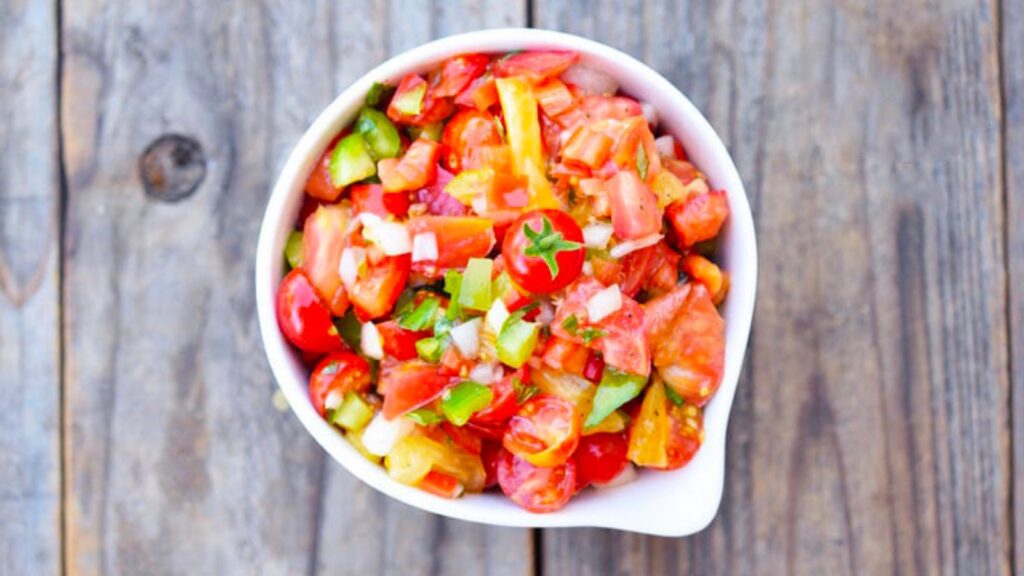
left=304, top=142, right=342, bottom=202
left=296, top=195, right=324, bottom=229
left=664, top=159, right=701, bottom=184
left=664, top=403, right=703, bottom=469
left=534, top=79, right=577, bottom=117
left=407, top=216, right=496, bottom=278
left=441, top=109, right=503, bottom=172
left=378, top=139, right=442, bottom=192
left=580, top=95, right=643, bottom=122
left=666, top=190, right=730, bottom=248
left=376, top=320, right=427, bottom=361
left=481, top=442, right=504, bottom=488
left=387, top=74, right=428, bottom=122
left=417, top=470, right=464, bottom=499
left=433, top=53, right=491, bottom=98
left=442, top=422, right=484, bottom=456
left=455, top=74, right=499, bottom=111
left=415, top=167, right=468, bottom=216
left=645, top=284, right=724, bottom=406
left=583, top=352, right=604, bottom=383
left=343, top=253, right=411, bottom=322
left=302, top=204, right=351, bottom=316
left=276, top=269, right=346, bottom=353
left=562, top=125, right=614, bottom=169
left=350, top=184, right=411, bottom=218
left=542, top=336, right=590, bottom=375
left=497, top=450, right=576, bottom=513
left=462, top=144, right=516, bottom=174
left=573, top=432, right=628, bottom=490
left=308, top=352, right=372, bottom=417
left=607, top=171, right=661, bottom=240
left=379, top=359, right=454, bottom=418
left=683, top=254, right=727, bottom=303
left=598, top=240, right=681, bottom=298
left=503, top=395, right=581, bottom=467
left=471, top=368, right=529, bottom=426
left=494, top=50, right=579, bottom=83
left=439, top=345, right=474, bottom=377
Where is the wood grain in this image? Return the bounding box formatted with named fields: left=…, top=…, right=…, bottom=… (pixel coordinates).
left=535, top=0, right=1012, bottom=575
left=0, top=1, right=62, bottom=575
left=61, top=1, right=532, bottom=575
left=1002, top=0, right=1024, bottom=573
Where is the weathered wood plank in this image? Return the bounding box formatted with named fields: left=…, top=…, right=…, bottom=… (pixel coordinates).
left=536, top=1, right=1011, bottom=575
left=0, top=1, right=62, bottom=574
left=1003, top=0, right=1024, bottom=573
left=62, top=1, right=532, bottom=575
left=310, top=3, right=533, bottom=575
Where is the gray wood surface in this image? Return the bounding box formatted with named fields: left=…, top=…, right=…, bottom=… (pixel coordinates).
left=1, top=0, right=1020, bottom=574
left=535, top=0, right=1013, bottom=574
left=0, top=1, right=62, bottom=575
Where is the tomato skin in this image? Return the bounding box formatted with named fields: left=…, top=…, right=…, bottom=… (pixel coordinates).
left=664, top=403, right=704, bottom=469
left=646, top=284, right=724, bottom=406
left=308, top=352, right=372, bottom=417
left=503, top=395, right=581, bottom=468
left=304, top=143, right=342, bottom=202
left=497, top=450, right=577, bottom=513
left=573, top=432, right=629, bottom=489
left=443, top=422, right=484, bottom=455
left=441, top=109, right=503, bottom=172
left=376, top=320, right=427, bottom=361
left=302, top=204, right=351, bottom=316
left=343, top=254, right=411, bottom=322
left=350, top=184, right=411, bottom=218
left=502, top=210, right=585, bottom=295
left=378, top=139, right=442, bottom=193
left=494, top=50, right=579, bottom=83
left=454, top=74, right=499, bottom=111
left=582, top=352, right=604, bottom=383
left=415, top=167, right=468, bottom=216
left=579, top=95, right=643, bottom=122
left=542, top=336, right=589, bottom=375
left=471, top=367, right=530, bottom=426
left=276, top=269, right=346, bottom=354
left=481, top=441, right=504, bottom=488
left=607, top=171, right=662, bottom=240
left=434, top=53, right=491, bottom=98
left=666, top=190, right=730, bottom=248
left=379, top=360, right=455, bottom=419
left=407, top=216, right=496, bottom=278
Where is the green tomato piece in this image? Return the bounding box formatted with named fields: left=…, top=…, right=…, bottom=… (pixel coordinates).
left=330, top=133, right=377, bottom=188
left=356, top=108, right=401, bottom=160
left=284, top=231, right=304, bottom=269
left=391, top=82, right=426, bottom=116
left=496, top=319, right=539, bottom=369
left=330, top=393, right=374, bottom=431
left=458, top=258, right=493, bottom=312
left=440, top=381, right=494, bottom=426
left=584, top=368, right=647, bottom=429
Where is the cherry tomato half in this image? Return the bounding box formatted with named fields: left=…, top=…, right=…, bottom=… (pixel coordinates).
left=342, top=253, right=411, bottom=322
left=376, top=320, right=427, bottom=361
left=471, top=367, right=530, bottom=426
left=276, top=269, right=345, bottom=354
left=441, top=109, right=503, bottom=172
left=302, top=205, right=351, bottom=316
left=497, top=450, right=577, bottom=513
left=573, top=432, right=628, bottom=490
left=502, top=209, right=585, bottom=295
left=503, top=395, right=581, bottom=468
left=379, top=359, right=454, bottom=419
left=308, top=352, right=371, bottom=417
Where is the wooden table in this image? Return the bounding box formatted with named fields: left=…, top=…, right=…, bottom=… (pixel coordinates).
left=2, top=0, right=1020, bottom=574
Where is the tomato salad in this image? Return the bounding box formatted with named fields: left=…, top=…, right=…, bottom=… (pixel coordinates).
left=276, top=50, right=730, bottom=512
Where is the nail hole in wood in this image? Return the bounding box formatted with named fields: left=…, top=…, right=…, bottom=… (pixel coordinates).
left=139, top=134, right=207, bottom=202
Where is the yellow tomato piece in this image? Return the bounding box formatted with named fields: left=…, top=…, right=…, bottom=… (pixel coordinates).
left=533, top=369, right=596, bottom=416
left=495, top=76, right=560, bottom=209
left=444, top=167, right=495, bottom=206
left=651, top=170, right=686, bottom=209
left=345, top=430, right=382, bottom=464
left=582, top=409, right=628, bottom=435
left=385, top=434, right=486, bottom=492
left=627, top=378, right=670, bottom=467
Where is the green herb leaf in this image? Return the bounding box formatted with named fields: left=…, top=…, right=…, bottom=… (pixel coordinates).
left=513, top=377, right=540, bottom=404
left=399, top=297, right=440, bottom=331
left=405, top=408, right=445, bottom=425
left=561, top=314, right=579, bottom=335
left=521, top=216, right=583, bottom=279
left=664, top=385, right=684, bottom=406
left=636, top=143, right=649, bottom=180
left=581, top=327, right=606, bottom=344
left=506, top=301, right=539, bottom=326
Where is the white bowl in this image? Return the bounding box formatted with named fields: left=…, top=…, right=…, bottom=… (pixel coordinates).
left=255, top=28, right=757, bottom=537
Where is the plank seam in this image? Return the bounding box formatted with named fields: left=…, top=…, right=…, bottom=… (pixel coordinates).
left=54, top=0, right=69, bottom=573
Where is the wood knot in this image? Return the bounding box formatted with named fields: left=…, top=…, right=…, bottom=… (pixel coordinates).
left=139, top=134, right=206, bottom=202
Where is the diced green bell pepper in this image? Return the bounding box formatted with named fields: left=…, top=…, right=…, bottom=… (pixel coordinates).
left=330, top=133, right=377, bottom=188
left=335, top=310, right=362, bottom=349
left=405, top=407, right=445, bottom=425
left=400, top=297, right=440, bottom=331
left=496, top=319, right=539, bottom=369
left=330, top=392, right=374, bottom=431
left=458, top=258, right=493, bottom=312
left=584, top=368, right=647, bottom=429
left=356, top=108, right=401, bottom=160
left=284, top=231, right=304, bottom=269
left=440, top=381, right=494, bottom=426
left=415, top=336, right=445, bottom=364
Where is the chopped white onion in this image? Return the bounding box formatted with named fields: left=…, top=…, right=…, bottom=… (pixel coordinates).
left=535, top=299, right=555, bottom=325
left=372, top=221, right=412, bottom=255
left=349, top=212, right=383, bottom=235
left=485, top=299, right=510, bottom=335
left=449, top=318, right=482, bottom=359
left=361, top=413, right=414, bottom=456
left=582, top=261, right=594, bottom=276
left=561, top=63, right=619, bottom=95
left=469, top=362, right=503, bottom=385
left=582, top=222, right=615, bottom=249
left=339, top=247, right=366, bottom=286
left=586, top=284, right=622, bottom=323
left=654, top=135, right=678, bottom=159
left=471, top=196, right=489, bottom=215
left=411, top=232, right=438, bottom=262
left=360, top=321, right=383, bottom=360
left=324, top=390, right=344, bottom=411
left=609, top=234, right=663, bottom=259
left=641, top=101, right=659, bottom=128
left=593, top=464, right=638, bottom=489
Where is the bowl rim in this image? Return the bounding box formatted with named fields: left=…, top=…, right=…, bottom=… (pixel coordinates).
left=255, top=27, right=758, bottom=536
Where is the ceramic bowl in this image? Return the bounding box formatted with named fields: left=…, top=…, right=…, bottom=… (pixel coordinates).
left=255, top=28, right=757, bottom=536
